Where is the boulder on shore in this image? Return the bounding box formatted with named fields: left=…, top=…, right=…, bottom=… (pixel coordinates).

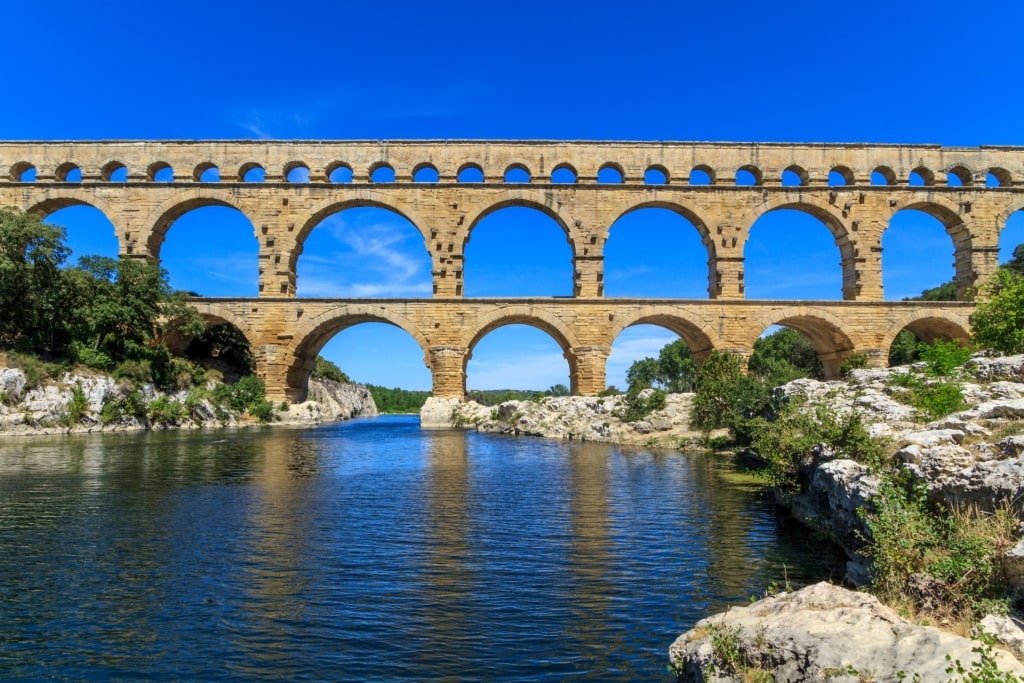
left=669, top=582, right=1024, bottom=682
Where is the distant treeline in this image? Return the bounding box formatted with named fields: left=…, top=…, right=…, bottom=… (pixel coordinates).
left=362, top=385, right=573, bottom=413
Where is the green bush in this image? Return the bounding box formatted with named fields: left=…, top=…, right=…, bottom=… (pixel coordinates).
left=918, top=339, right=972, bottom=377
left=839, top=353, right=868, bottom=376
left=249, top=400, right=277, bottom=423
left=748, top=400, right=884, bottom=489
left=213, top=374, right=267, bottom=414
left=971, top=270, right=1024, bottom=355
left=864, top=473, right=1016, bottom=618
left=113, top=359, right=152, bottom=384
left=617, top=386, right=666, bottom=422
left=71, top=341, right=113, bottom=371
left=312, top=355, right=350, bottom=383
left=890, top=371, right=966, bottom=421
left=148, top=396, right=184, bottom=425
left=65, top=382, right=89, bottom=425
left=100, top=397, right=123, bottom=425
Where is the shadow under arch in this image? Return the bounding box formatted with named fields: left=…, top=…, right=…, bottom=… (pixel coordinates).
left=746, top=197, right=855, bottom=299
left=148, top=189, right=254, bottom=257
left=293, top=194, right=431, bottom=277
left=188, top=302, right=259, bottom=346
left=744, top=308, right=859, bottom=379
left=285, top=305, right=431, bottom=401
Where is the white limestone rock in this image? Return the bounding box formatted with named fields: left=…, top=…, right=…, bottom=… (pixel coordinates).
left=669, top=582, right=1024, bottom=682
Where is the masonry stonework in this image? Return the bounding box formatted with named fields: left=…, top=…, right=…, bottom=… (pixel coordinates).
left=1, top=140, right=1019, bottom=401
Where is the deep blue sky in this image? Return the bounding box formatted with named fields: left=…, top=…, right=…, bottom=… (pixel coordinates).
left=10, top=1, right=1024, bottom=390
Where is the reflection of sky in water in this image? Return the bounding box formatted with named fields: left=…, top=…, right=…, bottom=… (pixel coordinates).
left=0, top=417, right=843, bottom=681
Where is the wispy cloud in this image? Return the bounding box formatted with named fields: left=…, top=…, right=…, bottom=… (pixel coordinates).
left=297, top=213, right=432, bottom=297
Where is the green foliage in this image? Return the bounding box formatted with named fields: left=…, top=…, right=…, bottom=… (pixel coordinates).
left=747, top=400, right=884, bottom=488
left=70, top=340, right=113, bottom=371
left=749, top=327, right=824, bottom=381
left=864, top=474, right=1016, bottom=618
left=890, top=329, right=922, bottom=367
left=65, top=382, right=88, bottom=425
left=617, top=386, right=666, bottom=422
left=186, top=323, right=255, bottom=377
left=690, top=351, right=775, bottom=444
left=839, top=353, right=868, bottom=376
left=598, top=385, right=622, bottom=396
left=906, top=280, right=959, bottom=302
left=889, top=371, right=966, bottom=421
left=919, top=340, right=972, bottom=377
left=367, top=385, right=431, bottom=413
left=311, top=355, right=350, bottom=383
left=213, top=375, right=267, bottom=414
left=624, top=338, right=697, bottom=394
left=248, top=400, right=277, bottom=423
left=945, top=629, right=1022, bottom=683
left=971, top=270, right=1024, bottom=355
left=148, top=396, right=184, bottom=425
left=547, top=383, right=570, bottom=396
left=467, top=388, right=543, bottom=406
left=99, top=397, right=123, bottom=425
left=0, top=207, right=70, bottom=351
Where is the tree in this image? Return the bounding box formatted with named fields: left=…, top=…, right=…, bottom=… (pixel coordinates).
left=0, top=207, right=70, bottom=350
left=971, top=269, right=1024, bottom=354
left=1005, top=243, right=1024, bottom=277
left=624, top=338, right=696, bottom=393
left=547, top=383, right=570, bottom=396
left=748, top=327, right=823, bottom=382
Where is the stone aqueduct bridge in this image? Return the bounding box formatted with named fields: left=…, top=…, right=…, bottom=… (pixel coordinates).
left=1, top=139, right=1022, bottom=402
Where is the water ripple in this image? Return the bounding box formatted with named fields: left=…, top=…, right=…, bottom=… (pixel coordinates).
left=0, top=417, right=844, bottom=681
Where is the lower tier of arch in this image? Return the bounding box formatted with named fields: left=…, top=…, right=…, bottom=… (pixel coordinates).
left=190, top=298, right=975, bottom=402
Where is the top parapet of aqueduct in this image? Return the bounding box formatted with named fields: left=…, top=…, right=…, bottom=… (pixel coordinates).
left=2, top=139, right=1024, bottom=187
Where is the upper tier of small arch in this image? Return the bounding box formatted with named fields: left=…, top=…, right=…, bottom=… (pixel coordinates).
left=2, top=140, right=1023, bottom=187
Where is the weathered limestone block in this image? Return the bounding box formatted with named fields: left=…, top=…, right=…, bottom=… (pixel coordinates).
left=669, top=582, right=1024, bottom=682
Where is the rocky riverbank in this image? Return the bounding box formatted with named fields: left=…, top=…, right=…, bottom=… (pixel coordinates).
left=420, top=391, right=710, bottom=447
left=0, top=366, right=377, bottom=436
left=669, top=353, right=1024, bottom=681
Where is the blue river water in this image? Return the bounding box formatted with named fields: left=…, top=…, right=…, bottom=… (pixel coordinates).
left=0, top=416, right=843, bottom=681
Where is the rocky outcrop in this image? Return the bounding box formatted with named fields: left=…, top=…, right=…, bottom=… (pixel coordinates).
left=768, top=355, right=1024, bottom=577
left=0, top=367, right=377, bottom=436
left=669, top=582, right=1024, bottom=682
left=428, top=392, right=710, bottom=447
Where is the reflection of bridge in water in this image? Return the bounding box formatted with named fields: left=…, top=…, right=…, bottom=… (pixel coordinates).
left=3, top=139, right=1020, bottom=401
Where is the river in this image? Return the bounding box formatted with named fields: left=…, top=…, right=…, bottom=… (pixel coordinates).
left=0, top=415, right=843, bottom=681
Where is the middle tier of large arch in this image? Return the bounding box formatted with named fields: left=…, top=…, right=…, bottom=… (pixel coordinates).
left=2, top=182, right=1006, bottom=301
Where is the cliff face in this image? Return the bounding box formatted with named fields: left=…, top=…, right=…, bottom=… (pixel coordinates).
left=0, top=367, right=377, bottom=436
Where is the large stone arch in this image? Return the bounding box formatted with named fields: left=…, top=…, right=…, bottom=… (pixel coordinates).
left=285, top=304, right=432, bottom=401
left=882, top=310, right=972, bottom=352
left=885, top=196, right=976, bottom=298
left=293, top=193, right=432, bottom=276
left=744, top=194, right=858, bottom=300
left=23, top=191, right=124, bottom=252
left=464, top=306, right=580, bottom=392
left=147, top=189, right=255, bottom=258
left=605, top=307, right=719, bottom=362
left=744, top=306, right=860, bottom=379
left=461, top=192, right=579, bottom=249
